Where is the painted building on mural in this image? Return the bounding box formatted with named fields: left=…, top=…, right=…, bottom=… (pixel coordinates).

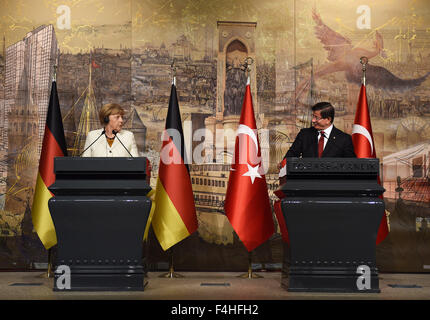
left=5, top=24, right=58, bottom=155
left=383, top=141, right=430, bottom=203
left=2, top=24, right=58, bottom=235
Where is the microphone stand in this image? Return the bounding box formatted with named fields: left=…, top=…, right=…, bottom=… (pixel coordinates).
left=79, top=129, right=105, bottom=156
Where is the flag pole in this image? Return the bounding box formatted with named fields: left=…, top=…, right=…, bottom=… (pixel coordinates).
left=47, top=66, right=57, bottom=279
left=236, top=58, right=264, bottom=279
left=37, top=66, right=57, bottom=279
left=238, top=251, right=264, bottom=279
left=46, top=248, right=54, bottom=277
left=158, top=59, right=184, bottom=279
left=38, top=248, right=54, bottom=278
left=159, top=247, right=185, bottom=278
left=354, top=56, right=389, bottom=244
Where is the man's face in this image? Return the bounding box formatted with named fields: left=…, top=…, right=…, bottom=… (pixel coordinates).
left=311, top=110, right=331, bottom=130
left=108, top=113, right=124, bottom=132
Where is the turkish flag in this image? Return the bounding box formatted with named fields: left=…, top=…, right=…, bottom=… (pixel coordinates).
left=274, top=158, right=289, bottom=243
left=224, top=79, right=274, bottom=252
left=352, top=84, right=389, bottom=244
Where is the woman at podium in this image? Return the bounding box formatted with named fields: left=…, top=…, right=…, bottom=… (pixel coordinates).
left=81, top=103, right=139, bottom=157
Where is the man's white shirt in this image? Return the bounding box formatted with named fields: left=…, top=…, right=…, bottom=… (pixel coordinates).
left=317, top=123, right=333, bottom=150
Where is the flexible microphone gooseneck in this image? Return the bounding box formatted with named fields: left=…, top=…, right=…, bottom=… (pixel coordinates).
left=79, top=129, right=106, bottom=156
left=112, top=130, right=134, bottom=157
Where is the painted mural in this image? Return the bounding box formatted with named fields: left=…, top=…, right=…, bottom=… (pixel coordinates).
left=0, top=0, right=429, bottom=272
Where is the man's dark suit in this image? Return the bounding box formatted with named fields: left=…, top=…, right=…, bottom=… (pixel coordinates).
left=285, top=126, right=356, bottom=158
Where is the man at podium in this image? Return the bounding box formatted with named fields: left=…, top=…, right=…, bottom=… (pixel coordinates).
left=81, top=103, right=139, bottom=157
left=283, top=102, right=356, bottom=160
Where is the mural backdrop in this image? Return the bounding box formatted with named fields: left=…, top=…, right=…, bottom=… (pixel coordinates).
left=0, top=0, right=429, bottom=272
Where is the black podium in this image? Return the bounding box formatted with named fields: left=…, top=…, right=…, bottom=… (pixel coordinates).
left=280, top=158, right=384, bottom=293
left=48, top=157, right=152, bottom=291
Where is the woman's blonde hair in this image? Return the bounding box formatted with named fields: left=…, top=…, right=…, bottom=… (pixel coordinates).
left=99, top=103, right=125, bottom=125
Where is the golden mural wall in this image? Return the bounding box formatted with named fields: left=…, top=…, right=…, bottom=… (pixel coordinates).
left=0, top=0, right=429, bottom=272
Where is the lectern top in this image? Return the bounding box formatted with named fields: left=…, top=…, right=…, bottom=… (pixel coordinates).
left=286, top=158, right=379, bottom=175
left=54, top=157, right=147, bottom=174
left=281, top=158, right=384, bottom=196
left=49, top=157, right=151, bottom=196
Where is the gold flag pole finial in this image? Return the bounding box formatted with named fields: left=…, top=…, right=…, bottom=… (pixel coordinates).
left=243, top=57, right=254, bottom=81
left=360, top=56, right=368, bottom=86
left=53, top=65, right=57, bottom=82
left=171, top=59, right=177, bottom=86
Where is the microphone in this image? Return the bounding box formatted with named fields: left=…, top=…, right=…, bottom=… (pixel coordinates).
left=79, top=129, right=105, bottom=156
left=112, top=130, right=134, bottom=157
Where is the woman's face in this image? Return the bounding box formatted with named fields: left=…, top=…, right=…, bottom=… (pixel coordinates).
left=107, top=113, right=124, bottom=133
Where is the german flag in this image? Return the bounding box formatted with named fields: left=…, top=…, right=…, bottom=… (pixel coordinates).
left=31, top=81, right=67, bottom=249
left=151, top=82, right=198, bottom=250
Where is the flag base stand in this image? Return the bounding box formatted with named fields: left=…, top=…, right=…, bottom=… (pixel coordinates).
left=238, top=252, right=263, bottom=279
left=237, top=269, right=263, bottom=279
left=38, top=268, right=54, bottom=279
left=37, top=269, right=54, bottom=278
left=159, top=265, right=185, bottom=278
left=159, top=248, right=185, bottom=278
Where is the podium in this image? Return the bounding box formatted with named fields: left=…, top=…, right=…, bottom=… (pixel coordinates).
left=280, top=158, right=384, bottom=293
left=48, top=157, right=152, bottom=291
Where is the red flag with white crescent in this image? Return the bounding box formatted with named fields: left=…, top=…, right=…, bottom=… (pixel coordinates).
left=224, top=79, right=274, bottom=252
left=274, top=158, right=289, bottom=243
left=352, top=84, right=389, bottom=245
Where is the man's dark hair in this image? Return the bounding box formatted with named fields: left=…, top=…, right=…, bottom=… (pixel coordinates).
left=312, top=102, right=335, bottom=123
